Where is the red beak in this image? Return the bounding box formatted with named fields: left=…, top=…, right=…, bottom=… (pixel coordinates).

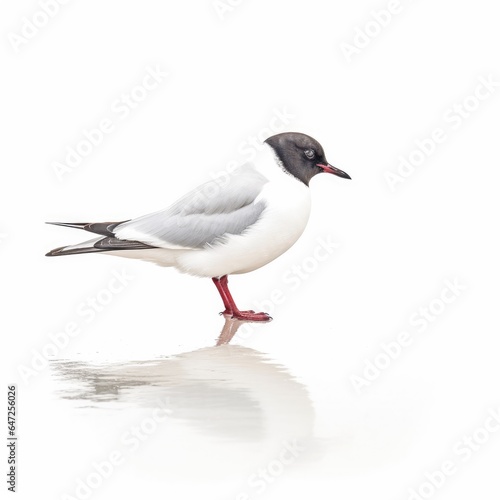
left=317, top=163, right=351, bottom=179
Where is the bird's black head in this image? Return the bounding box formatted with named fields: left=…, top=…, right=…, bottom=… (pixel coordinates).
left=264, top=132, right=351, bottom=186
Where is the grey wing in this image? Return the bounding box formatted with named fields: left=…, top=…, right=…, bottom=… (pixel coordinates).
left=114, top=164, right=269, bottom=249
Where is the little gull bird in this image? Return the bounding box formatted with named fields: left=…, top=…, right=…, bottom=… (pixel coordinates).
left=46, top=132, right=351, bottom=321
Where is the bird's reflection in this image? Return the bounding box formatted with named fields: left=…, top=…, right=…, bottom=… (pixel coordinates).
left=51, top=318, right=314, bottom=443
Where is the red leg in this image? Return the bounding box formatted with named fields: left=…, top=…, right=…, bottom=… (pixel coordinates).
left=212, top=275, right=272, bottom=322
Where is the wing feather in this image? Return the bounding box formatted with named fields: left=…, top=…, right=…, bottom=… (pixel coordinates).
left=114, top=164, right=268, bottom=249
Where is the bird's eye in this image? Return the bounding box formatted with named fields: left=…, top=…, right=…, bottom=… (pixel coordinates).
left=304, top=149, right=315, bottom=159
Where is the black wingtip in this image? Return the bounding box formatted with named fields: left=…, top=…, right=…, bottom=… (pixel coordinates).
left=46, top=245, right=109, bottom=257
left=46, top=222, right=86, bottom=229
left=45, top=246, right=66, bottom=257
left=45, top=221, right=128, bottom=237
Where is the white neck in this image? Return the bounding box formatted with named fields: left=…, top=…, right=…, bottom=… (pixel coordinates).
left=252, top=143, right=299, bottom=185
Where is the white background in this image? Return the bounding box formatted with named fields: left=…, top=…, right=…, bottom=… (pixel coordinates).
left=2, top=0, right=500, bottom=499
